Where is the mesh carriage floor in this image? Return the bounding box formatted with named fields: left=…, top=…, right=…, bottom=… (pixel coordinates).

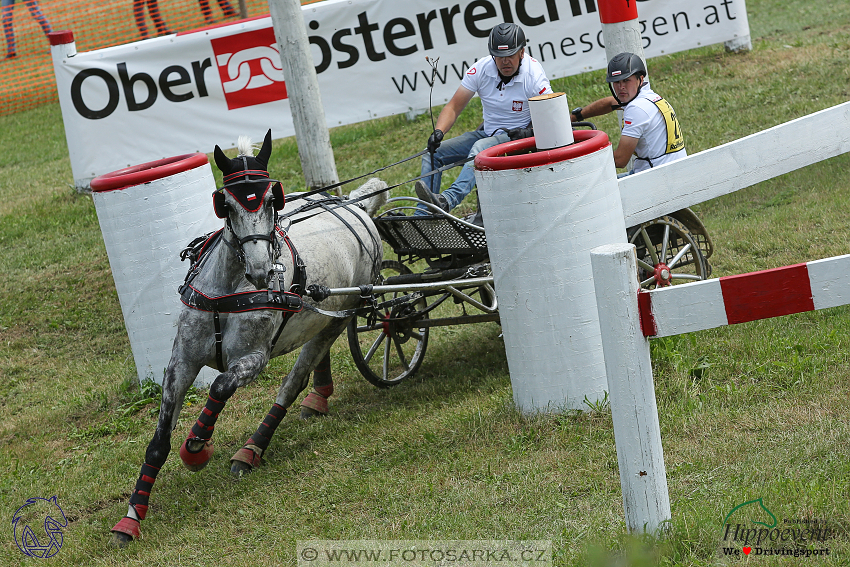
left=375, top=215, right=488, bottom=258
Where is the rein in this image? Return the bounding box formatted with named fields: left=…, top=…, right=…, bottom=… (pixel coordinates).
left=281, top=154, right=475, bottom=227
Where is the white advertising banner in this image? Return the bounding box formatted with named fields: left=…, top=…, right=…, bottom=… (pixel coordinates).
left=52, top=0, right=750, bottom=187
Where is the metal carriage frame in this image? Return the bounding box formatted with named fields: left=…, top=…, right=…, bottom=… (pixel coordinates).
left=340, top=194, right=714, bottom=387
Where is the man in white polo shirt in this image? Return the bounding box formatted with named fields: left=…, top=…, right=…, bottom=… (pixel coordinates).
left=415, top=22, right=552, bottom=213
left=570, top=52, right=686, bottom=175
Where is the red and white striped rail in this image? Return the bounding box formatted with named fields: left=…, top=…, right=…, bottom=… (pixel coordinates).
left=639, top=254, right=850, bottom=337
left=588, top=244, right=850, bottom=536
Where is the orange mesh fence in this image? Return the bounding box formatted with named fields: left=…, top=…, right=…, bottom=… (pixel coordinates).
left=0, top=0, right=322, bottom=115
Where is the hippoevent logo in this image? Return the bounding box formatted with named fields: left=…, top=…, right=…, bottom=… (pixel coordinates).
left=210, top=28, right=287, bottom=110
left=719, top=498, right=839, bottom=559
left=12, top=496, right=67, bottom=558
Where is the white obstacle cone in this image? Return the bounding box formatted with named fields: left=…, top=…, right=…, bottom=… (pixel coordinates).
left=475, top=129, right=626, bottom=413
left=91, top=154, right=220, bottom=387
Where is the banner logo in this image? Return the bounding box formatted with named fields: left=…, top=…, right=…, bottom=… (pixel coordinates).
left=211, top=28, right=287, bottom=110
left=12, top=496, right=67, bottom=558
left=719, top=497, right=840, bottom=559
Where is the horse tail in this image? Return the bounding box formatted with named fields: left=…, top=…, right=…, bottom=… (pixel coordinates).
left=349, top=178, right=388, bottom=217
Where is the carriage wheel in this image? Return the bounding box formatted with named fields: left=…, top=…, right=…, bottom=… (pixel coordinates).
left=628, top=215, right=708, bottom=290
left=347, top=260, right=429, bottom=388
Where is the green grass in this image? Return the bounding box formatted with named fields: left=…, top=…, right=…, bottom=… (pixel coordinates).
left=1, top=0, right=850, bottom=564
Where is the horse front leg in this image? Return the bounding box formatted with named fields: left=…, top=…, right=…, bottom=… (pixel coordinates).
left=111, top=358, right=197, bottom=547
left=179, top=352, right=267, bottom=471
left=230, top=318, right=349, bottom=477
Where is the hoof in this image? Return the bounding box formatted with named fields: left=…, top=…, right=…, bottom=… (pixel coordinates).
left=230, top=459, right=254, bottom=479
left=230, top=446, right=261, bottom=478
left=179, top=437, right=213, bottom=471
left=299, top=406, right=326, bottom=420
left=110, top=517, right=140, bottom=547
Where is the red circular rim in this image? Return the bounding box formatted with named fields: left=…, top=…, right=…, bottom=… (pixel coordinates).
left=48, top=30, right=74, bottom=45
left=474, top=130, right=610, bottom=171
left=91, top=153, right=209, bottom=192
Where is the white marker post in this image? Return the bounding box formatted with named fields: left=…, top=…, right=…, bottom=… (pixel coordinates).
left=475, top=131, right=625, bottom=413
left=590, top=243, right=670, bottom=534
left=91, top=155, right=221, bottom=387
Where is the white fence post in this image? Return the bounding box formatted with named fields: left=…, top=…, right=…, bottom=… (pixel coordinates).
left=590, top=243, right=671, bottom=534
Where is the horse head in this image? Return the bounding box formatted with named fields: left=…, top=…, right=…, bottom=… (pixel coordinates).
left=212, top=129, right=285, bottom=289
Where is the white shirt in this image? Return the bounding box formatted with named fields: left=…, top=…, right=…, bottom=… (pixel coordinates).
left=461, top=54, right=552, bottom=135
left=621, top=81, right=687, bottom=173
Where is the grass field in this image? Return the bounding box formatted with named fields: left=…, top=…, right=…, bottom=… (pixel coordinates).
left=1, top=0, right=849, bottom=565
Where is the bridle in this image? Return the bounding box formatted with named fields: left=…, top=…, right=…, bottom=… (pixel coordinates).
left=220, top=213, right=281, bottom=267
left=217, top=156, right=284, bottom=269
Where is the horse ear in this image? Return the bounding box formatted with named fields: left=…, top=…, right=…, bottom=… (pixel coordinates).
left=213, top=145, right=232, bottom=174
left=256, top=129, right=272, bottom=168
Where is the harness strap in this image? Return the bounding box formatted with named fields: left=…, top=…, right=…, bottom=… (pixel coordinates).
left=213, top=312, right=224, bottom=371
left=180, top=284, right=303, bottom=313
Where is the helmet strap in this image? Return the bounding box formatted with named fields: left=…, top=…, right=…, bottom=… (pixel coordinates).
left=609, top=76, right=646, bottom=107
left=495, top=58, right=522, bottom=91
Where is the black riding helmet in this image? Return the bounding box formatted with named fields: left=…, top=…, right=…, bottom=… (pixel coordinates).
left=488, top=23, right=526, bottom=57
left=606, top=52, right=647, bottom=105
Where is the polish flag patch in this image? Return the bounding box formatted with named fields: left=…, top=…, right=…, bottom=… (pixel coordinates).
left=247, top=193, right=257, bottom=200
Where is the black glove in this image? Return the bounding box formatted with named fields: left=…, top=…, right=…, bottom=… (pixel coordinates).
left=427, top=129, right=444, bottom=153
left=506, top=126, right=534, bottom=141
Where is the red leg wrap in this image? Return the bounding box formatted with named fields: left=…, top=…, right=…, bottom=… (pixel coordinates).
left=231, top=446, right=262, bottom=468
left=179, top=434, right=214, bottom=471
left=314, top=384, right=333, bottom=398
left=132, top=504, right=149, bottom=520
left=301, top=390, right=329, bottom=414
left=111, top=516, right=141, bottom=540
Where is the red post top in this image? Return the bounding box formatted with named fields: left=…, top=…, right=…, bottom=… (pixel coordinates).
left=598, top=0, right=639, bottom=24
left=474, top=130, right=610, bottom=171
left=91, top=153, right=209, bottom=192
left=48, top=30, right=75, bottom=45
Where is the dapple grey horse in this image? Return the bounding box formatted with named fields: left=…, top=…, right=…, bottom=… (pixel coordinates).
left=111, top=131, right=386, bottom=546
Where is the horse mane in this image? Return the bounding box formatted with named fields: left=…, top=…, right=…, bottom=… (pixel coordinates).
left=236, top=136, right=256, bottom=158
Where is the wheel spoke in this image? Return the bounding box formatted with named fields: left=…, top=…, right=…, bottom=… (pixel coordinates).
left=670, top=273, right=702, bottom=281
left=382, top=336, right=391, bottom=380
left=660, top=224, right=671, bottom=263
left=640, top=228, right=660, bottom=265
left=392, top=335, right=410, bottom=371
left=640, top=276, right=657, bottom=287
left=363, top=332, right=386, bottom=364
left=636, top=258, right=655, bottom=272
left=667, top=243, right=692, bottom=270
left=409, top=330, right=424, bottom=341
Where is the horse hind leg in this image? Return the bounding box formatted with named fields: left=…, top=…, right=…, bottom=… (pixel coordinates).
left=300, top=351, right=334, bottom=419
left=230, top=320, right=347, bottom=477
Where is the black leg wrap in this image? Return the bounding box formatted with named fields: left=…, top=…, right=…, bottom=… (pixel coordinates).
left=128, top=463, right=160, bottom=520
left=191, top=395, right=226, bottom=440
left=247, top=404, right=286, bottom=452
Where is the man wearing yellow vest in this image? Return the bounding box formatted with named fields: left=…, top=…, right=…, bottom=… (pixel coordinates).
left=570, top=52, right=686, bottom=175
